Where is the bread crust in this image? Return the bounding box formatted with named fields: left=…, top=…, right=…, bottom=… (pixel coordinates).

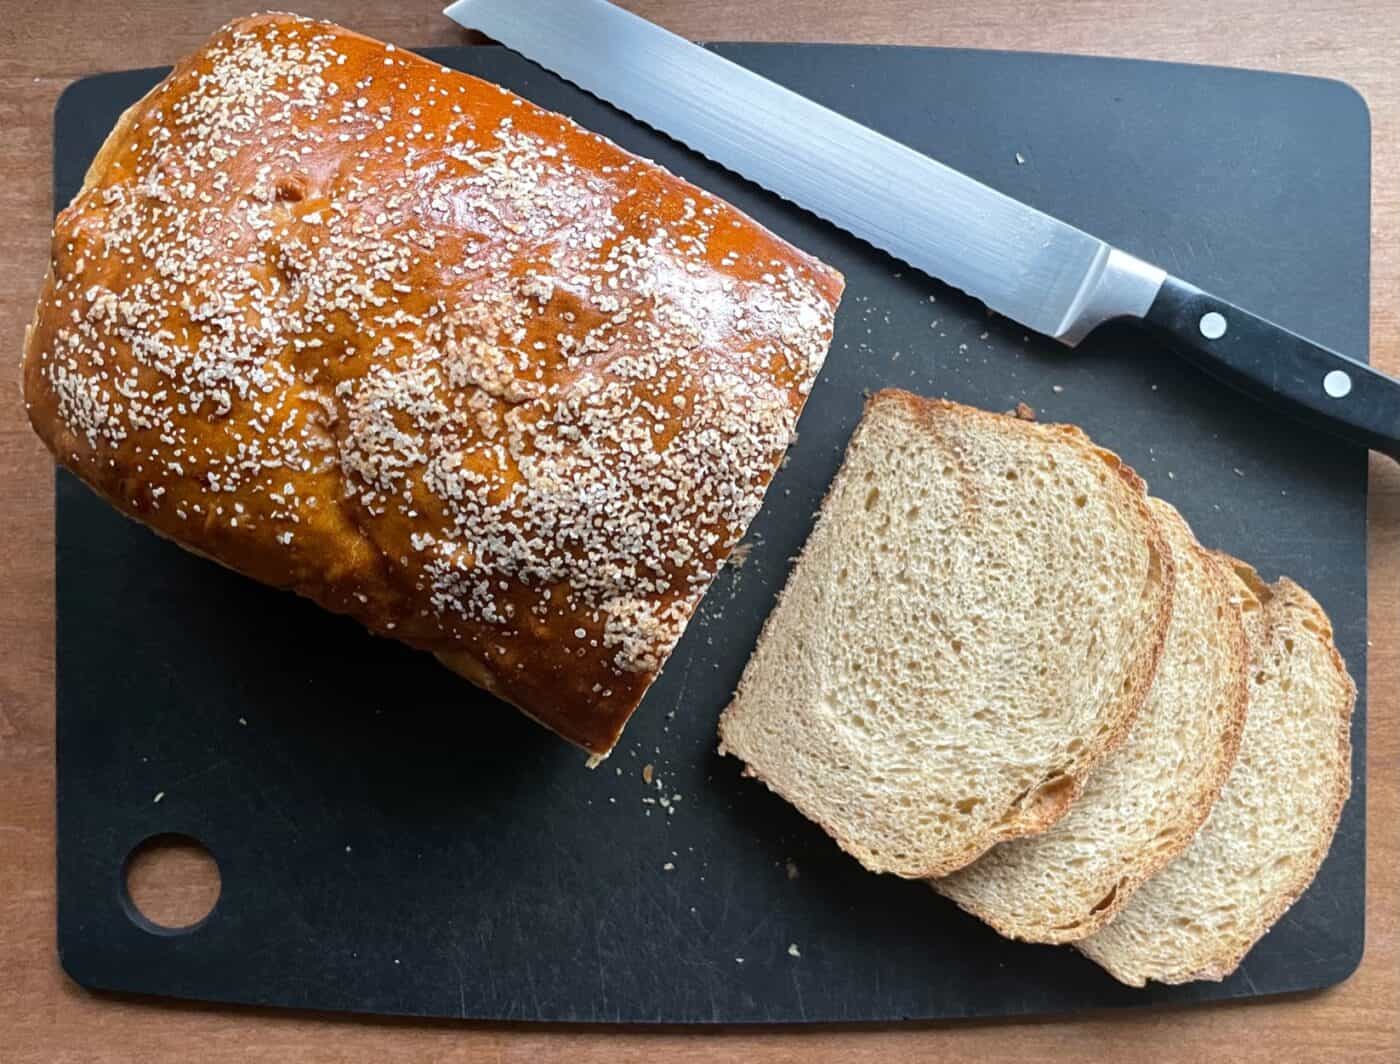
left=22, top=14, right=843, bottom=754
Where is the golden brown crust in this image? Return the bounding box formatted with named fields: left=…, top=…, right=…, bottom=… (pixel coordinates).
left=22, top=14, right=843, bottom=754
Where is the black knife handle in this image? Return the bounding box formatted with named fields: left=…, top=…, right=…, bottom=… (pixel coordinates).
left=1143, top=275, right=1400, bottom=460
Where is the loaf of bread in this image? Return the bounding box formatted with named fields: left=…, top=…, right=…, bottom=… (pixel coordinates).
left=22, top=15, right=843, bottom=755
left=718, top=391, right=1174, bottom=877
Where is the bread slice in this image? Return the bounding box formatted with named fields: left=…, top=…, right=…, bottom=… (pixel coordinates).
left=934, top=499, right=1250, bottom=940
left=717, top=391, right=1174, bottom=878
left=1077, top=560, right=1356, bottom=985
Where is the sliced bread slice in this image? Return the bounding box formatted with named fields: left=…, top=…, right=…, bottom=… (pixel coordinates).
left=934, top=499, right=1251, bottom=941
left=1076, top=560, right=1356, bottom=985
left=717, top=391, right=1175, bottom=878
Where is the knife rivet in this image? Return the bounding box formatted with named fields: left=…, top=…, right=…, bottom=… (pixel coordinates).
left=1199, top=311, right=1228, bottom=340
left=1323, top=369, right=1353, bottom=399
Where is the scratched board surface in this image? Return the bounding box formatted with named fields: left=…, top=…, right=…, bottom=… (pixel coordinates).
left=55, top=44, right=1367, bottom=1022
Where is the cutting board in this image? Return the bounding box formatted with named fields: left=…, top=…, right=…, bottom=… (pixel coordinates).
left=53, top=43, right=1369, bottom=1023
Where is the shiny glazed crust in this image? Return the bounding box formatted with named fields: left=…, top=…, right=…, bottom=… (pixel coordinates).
left=22, top=14, right=844, bottom=754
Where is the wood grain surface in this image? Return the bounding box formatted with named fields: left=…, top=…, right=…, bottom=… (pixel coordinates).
left=1, top=1, right=1395, bottom=1061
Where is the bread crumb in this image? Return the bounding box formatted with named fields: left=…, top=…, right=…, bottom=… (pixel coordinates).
left=662, top=861, right=675, bottom=871
left=152, top=791, right=165, bottom=804
left=727, top=540, right=755, bottom=570
left=642, top=763, right=654, bottom=784
left=1009, top=402, right=1036, bottom=422
left=785, top=859, right=800, bottom=880
left=1052, top=384, right=1064, bottom=393
left=788, top=943, right=801, bottom=957
left=238, top=717, right=247, bottom=726
left=735, top=956, right=744, bottom=964
left=1015, top=151, right=1026, bottom=165
left=1233, top=468, right=1246, bottom=477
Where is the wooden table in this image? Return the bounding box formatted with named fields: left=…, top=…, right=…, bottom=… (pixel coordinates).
left=2, top=1, right=1396, bottom=1060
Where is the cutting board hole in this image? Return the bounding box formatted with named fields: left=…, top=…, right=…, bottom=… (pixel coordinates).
left=122, top=834, right=221, bottom=934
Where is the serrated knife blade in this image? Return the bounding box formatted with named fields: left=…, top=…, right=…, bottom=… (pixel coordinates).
left=444, top=0, right=1400, bottom=458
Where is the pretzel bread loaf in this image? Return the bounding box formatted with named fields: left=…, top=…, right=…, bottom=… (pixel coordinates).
left=23, top=14, right=843, bottom=754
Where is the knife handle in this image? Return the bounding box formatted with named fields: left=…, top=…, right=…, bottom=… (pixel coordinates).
left=1143, top=275, right=1400, bottom=460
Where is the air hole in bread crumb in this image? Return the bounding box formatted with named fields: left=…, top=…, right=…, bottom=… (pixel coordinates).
left=1026, top=773, right=1073, bottom=816
left=1074, top=494, right=1088, bottom=508
left=864, top=487, right=880, bottom=510
left=1088, top=883, right=1121, bottom=914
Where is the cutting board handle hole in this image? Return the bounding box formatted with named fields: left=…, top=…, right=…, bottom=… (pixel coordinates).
left=121, top=834, right=221, bottom=935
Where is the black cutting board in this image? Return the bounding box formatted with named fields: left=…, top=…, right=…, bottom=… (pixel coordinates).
left=54, top=43, right=1369, bottom=1023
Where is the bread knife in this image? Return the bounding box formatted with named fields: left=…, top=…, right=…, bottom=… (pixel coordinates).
left=445, top=0, right=1400, bottom=459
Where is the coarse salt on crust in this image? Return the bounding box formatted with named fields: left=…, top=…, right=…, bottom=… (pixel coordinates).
left=23, top=14, right=843, bottom=754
